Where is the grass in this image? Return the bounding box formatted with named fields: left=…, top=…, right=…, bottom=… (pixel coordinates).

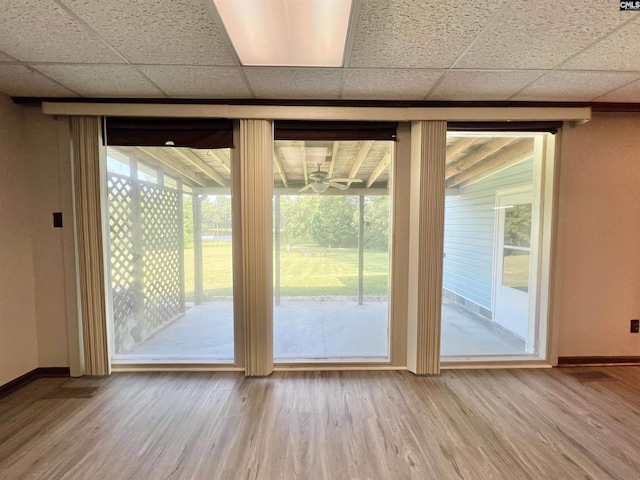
left=184, top=243, right=234, bottom=299
left=184, top=242, right=389, bottom=300
left=502, top=253, right=530, bottom=289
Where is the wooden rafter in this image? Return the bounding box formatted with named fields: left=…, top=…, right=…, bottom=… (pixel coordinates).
left=446, top=137, right=478, bottom=164
left=138, top=147, right=208, bottom=187
left=329, top=141, right=340, bottom=177
left=114, top=146, right=205, bottom=188
left=366, top=150, right=391, bottom=188
left=273, top=147, right=288, bottom=187
left=274, top=187, right=388, bottom=196
left=445, top=138, right=514, bottom=179
left=446, top=139, right=534, bottom=188
left=170, top=148, right=228, bottom=187
left=208, top=149, right=231, bottom=174
left=349, top=140, right=374, bottom=179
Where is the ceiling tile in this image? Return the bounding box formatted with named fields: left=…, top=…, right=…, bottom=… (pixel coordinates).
left=428, top=70, right=545, bottom=100
left=33, top=65, right=164, bottom=98
left=348, top=0, right=506, bottom=68
left=61, top=0, right=237, bottom=65
left=342, top=69, right=442, bottom=100
left=561, top=17, right=640, bottom=71
left=594, top=78, right=640, bottom=102
left=139, top=66, right=251, bottom=98
left=511, top=71, right=640, bottom=101
left=245, top=68, right=342, bottom=99
left=456, top=2, right=634, bottom=69
left=0, top=65, right=76, bottom=97
left=0, top=1, right=123, bottom=63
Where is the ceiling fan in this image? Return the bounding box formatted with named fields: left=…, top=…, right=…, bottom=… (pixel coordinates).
left=298, top=165, right=363, bottom=193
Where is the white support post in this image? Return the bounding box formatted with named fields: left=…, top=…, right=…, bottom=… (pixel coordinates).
left=274, top=194, right=281, bottom=306
left=358, top=195, right=364, bottom=306
left=177, top=178, right=185, bottom=312
left=193, top=192, right=203, bottom=305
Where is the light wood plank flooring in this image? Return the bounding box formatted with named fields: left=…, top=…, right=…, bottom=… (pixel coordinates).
left=1, top=367, right=640, bottom=479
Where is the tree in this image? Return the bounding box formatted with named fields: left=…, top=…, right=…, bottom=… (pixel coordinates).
left=279, top=195, right=319, bottom=245
left=503, top=204, right=532, bottom=249
left=312, top=195, right=358, bottom=248
left=278, top=195, right=359, bottom=248
left=201, top=195, right=232, bottom=236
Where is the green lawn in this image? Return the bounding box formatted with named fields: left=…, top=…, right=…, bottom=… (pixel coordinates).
left=184, top=242, right=389, bottom=300
left=502, top=253, right=530, bottom=289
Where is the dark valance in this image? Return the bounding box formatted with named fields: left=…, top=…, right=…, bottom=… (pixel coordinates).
left=447, top=121, right=562, bottom=134
left=104, top=117, right=234, bottom=148
left=274, top=121, right=398, bottom=141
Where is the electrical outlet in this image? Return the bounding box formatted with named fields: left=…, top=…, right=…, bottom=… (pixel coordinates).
left=631, top=319, right=639, bottom=333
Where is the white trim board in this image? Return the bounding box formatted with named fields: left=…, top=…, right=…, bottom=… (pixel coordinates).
left=42, top=102, right=591, bottom=123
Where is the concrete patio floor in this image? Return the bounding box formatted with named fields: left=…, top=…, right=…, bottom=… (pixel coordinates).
left=119, top=298, right=525, bottom=362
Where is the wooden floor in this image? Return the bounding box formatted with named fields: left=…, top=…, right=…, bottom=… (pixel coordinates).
left=2, top=368, right=640, bottom=479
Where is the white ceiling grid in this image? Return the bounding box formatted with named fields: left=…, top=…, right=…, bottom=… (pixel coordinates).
left=0, top=0, right=638, bottom=102
left=34, top=64, right=165, bottom=97
left=139, top=65, right=251, bottom=98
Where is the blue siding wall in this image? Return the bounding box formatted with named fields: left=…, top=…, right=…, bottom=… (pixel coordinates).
left=443, top=158, right=534, bottom=310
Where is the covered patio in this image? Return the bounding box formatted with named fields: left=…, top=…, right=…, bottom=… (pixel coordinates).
left=115, top=299, right=525, bottom=362
left=107, top=135, right=532, bottom=363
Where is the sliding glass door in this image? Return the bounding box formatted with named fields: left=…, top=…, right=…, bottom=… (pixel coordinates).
left=99, top=119, right=556, bottom=369
left=440, top=132, right=553, bottom=359
left=105, top=146, right=235, bottom=363
left=272, top=140, right=394, bottom=362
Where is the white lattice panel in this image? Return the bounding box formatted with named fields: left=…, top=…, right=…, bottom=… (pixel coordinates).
left=108, top=173, right=182, bottom=353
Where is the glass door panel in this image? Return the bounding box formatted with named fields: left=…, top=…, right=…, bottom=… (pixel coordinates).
left=440, top=133, right=548, bottom=359
left=273, top=140, right=393, bottom=362
left=106, top=146, right=234, bottom=363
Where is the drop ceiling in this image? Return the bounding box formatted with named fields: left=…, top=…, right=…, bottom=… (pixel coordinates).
left=1, top=0, right=639, bottom=102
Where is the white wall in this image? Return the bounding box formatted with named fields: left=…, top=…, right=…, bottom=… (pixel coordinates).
left=555, top=112, right=640, bottom=357
left=0, top=95, right=39, bottom=386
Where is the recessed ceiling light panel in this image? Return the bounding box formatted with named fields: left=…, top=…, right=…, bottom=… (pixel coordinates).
left=213, top=0, right=353, bottom=67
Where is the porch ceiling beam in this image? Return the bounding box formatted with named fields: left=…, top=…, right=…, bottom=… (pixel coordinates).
left=111, top=146, right=200, bottom=188
left=273, top=147, right=288, bottom=187
left=445, top=138, right=514, bottom=179
left=135, top=147, right=209, bottom=187
left=274, top=186, right=388, bottom=196
left=171, top=148, right=228, bottom=187
left=329, top=141, right=340, bottom=177
left=446, top=137, right=478, bottom=164
left=208, top=149, right=231, bottom=173
left=348, top=140, right=374, bottom=180
left=446, top=139, right=534, bottom=189
left=366, top=150, right=391, bottom=188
